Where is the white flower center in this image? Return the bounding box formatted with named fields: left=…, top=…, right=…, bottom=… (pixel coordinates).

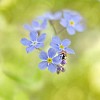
left=32, top=41, right=37, bottom=46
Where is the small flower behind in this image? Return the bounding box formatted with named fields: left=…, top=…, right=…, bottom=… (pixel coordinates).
left=21, top=31, right=46, bottom=53
left=60, top=10, right=85, bottom=35
left=50, top=36, right=75, bottom=54
left=39, top=48, right=61, bottom=73
left=38, top=11, right=62, bottom=21
left=24, top=19, right=47, bottom=32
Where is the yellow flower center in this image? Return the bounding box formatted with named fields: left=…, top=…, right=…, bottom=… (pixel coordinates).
left=59, top=45, right=64, bottom=49
left=70, top=20, right=75, bottom=26
left=47, top=58, right=52, bottom=63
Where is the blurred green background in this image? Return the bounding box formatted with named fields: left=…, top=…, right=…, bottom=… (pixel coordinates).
left=0, top=0, right=100, bottom=100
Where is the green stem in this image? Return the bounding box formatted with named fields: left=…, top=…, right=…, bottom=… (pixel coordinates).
left=49, top=20, right=66, bottom=35
left=58, top=28, right=66, bottom=34
left=49, top=20, right=57, bottom=35
left=36, top=48, right=42, bottom=51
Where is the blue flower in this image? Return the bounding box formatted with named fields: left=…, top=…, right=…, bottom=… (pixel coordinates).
left=39, top=48, right=61, bottom=73
left=50, top=36, right=75, bottom=54
left=60, top=10, right=85, bottom=35
left=21, top=32, right=46, bottom=53
left=24, top=19, right=47, bottom=32
left=38, top=12, right=62, bottom=20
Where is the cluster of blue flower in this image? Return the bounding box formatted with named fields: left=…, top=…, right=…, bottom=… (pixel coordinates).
left=21, top=10, right=85, bottom=74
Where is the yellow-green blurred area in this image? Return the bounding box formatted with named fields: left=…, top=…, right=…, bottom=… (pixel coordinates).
left=0, top=0, right=100, bottom=100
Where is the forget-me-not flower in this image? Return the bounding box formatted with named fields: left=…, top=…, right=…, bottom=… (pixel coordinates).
left=21, top=31, right=46, bottom=53
left=38, top=12, right=62, bottom=21
left=24, top=19, right=47, bottom=32
left=60, top=10, right=85, bottom=35
left=39, top=48, right=61, bottom=73
left=50, top=36, right=75, bottom=54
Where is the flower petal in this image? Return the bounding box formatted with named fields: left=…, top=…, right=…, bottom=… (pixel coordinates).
left=60, top=18, right=67, bottom=27
left=38, top=61, right=48, bottom=70
left=37, top=33, right=46, bottom=42
left=20, top=38, right=32, bottom=46
left=26, top=46, right=35, bottom=53
left=48, top=63, right=57, bottom=73
left=35, top=43, right=44, bottom=48
left=65, top=48, right=75, bottom=54
left=62, top=39, right=71, bottom=47
left=75, top=24, right=85, bottom=32
left=67, top=27, right=76, bottom=35
left=73, top=15, right=82, bottom=23
left=32, top=21, right=39, bottom=27
left=39, top=51, right=48, bottom=60
left=53, top=56, right=61, bottom=64
left=30, top=31, right=38, bottom=41
left=51, top=36, right=61, bottom=44
left=50, top=42, right=61, bottom=52
left=48, top=48, right=56, bottom=58
left=44, top=12, right=53, bottom=19
left=23, top=24, right=32, bottom=31
left=44, top=12, right=61, bottom=20
left=54, top=12, right=62, bottom=20
left=41, top=19, right=47, bottom=29
left=63, top=11, right=72, bottom=20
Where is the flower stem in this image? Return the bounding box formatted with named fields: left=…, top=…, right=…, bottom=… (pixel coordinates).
left=49, top=21, right=66, bottom=35
left=36, top=48, right=42, bottom=51
left=58, top=28, right=66, bottom=34
left=49, top=20, right=57, bottom=35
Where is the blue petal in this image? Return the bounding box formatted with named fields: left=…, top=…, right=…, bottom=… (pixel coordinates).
left=50, top=42, right=60, bottom=52
left=73, top=15, right=82, bottom=23
left=23, top=24, right=32, bottom=31
left=60, top=18, right=67, bottom=27
left=50, top=42, right=58, bottom=48
left=44, top=12, right=52, bottom=19
left=44, top=12, right=61, bottom=20
left=37, top=33, right=46, bottom=42
left=61, top=39, right=71, bottom=47
left=39, top=51, right=48, bottom=60
left=75, top=24, right=85, bottom=32
left=41, top=19, right=47, bottom=29
left=65, top=48, right=75, bottom=54
left=67, top=27, right=76, bottom=35
left=63, top=11, right=72, bottom=20
left=30, top=31, right=38, bottom=41
left=20, top=38, right=32, bottom=46
left=48, top=48, right=56, bottom=58
left=48, top=63, right=57, bottom=73
left=26, top=46, right=35, bottom=53
left=51, top=36, right=61, bottom=44
left=54, top=12, right=62, bottom=20
left=32, top=21, right=39, bottom=27
left=38, top=61, right=48, bottom=70
left=35, top=43, right=44, bottom=48
left=53, top=56, right=61, bottom=64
